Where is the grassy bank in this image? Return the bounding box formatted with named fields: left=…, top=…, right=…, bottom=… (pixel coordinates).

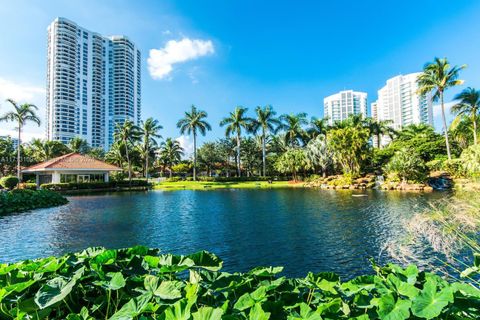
left=153, top=180, right=303, bottom=191
left=0, top=246, right=478, bottom=319
left=0, top=189, right=68, bottom=214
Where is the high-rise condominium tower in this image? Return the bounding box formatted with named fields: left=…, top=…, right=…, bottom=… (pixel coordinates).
left=323, top=90, right=368, bottom=125
left=371, top=73, right=433, bottom=146
left=46, top=17, right=141, bottom=150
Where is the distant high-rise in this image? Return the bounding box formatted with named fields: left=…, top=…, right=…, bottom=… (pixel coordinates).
left=372, top=73, right=433, bottom=146
left=46, top=17, right=141, bottom=150
left=323, top=90, right=368, bottom=125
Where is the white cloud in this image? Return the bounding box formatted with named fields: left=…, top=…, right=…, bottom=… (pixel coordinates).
left=148, top=38, right=215, bottom=80
left=0, top=77, right=45, bottom=142
left=432, top=101, right=455, bottom=118
left=176, top=135, right=194, bottom=158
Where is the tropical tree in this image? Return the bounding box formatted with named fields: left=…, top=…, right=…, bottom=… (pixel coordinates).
left=328, top=126, right=370, bottom=176
left=220, top=106, right=253, bottom=176
left=391, top=124, right=448, bottom=161
left=68, top=137, right=90, bottom=154
left=87, top=147, right=105, bottom=160
left=251, top=105, right=280, bottom=176
left=105, top=142, right=125, bottom=168
left=305, top=134, right=332, bottom=177
left=449, top=116, right=474, bottom=150
left=460, top=144, right=480, bottom=177
left=139, top=118, right=163, bottom=181
left=366, top=119, right=395, bottom=148
left=217, top=138, right=236, bottom=177
left=308, top=117, right=329, bottom=140
left=241, top=137, right=262, bottom=177
left=28, top=139, right=70, bottom=162
left=452, top=87, right=479, bottom=145
left=384, top=148, right=428, bottom=183
left=177, top=105, right=211, bottom=181
left=275, top=148, right=309, bottom=182
left=114, top=120, right=140, bottom=184
left=197, top=142, right=222, bottom=177
left=417, top=57, right=466, bottom=159
left=158, top=138, right=184, bottom=177
left=0, top=99, right=41, bottom=180
left=278, top=113, right=308, bottom=147
left=0, top=136, right=16, bottom=176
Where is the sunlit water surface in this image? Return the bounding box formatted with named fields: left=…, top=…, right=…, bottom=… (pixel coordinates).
left=0, top=189, right=447, bottom=278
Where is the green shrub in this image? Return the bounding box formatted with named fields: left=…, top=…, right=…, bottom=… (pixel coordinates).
left=0, top=176, right=19, bottom=190
left=166, top=176, right=182, bottom=182
left=442, top=159, right=465, bottom=177
left=0, top=246, right=478, bottom=319
left=20, top=183, right=37, bottom=190
left=384, top=148, right=427, bottom=183
left=460, top=144, right=480, bottom=178
left=0, top=189, right=68, bottom=214
left=110, top=171, right=126, bottom=182
left=40, top=180, right=150, bottom=191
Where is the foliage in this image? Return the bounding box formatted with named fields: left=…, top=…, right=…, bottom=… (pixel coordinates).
left=275, top=148, right=309, bottom=181
left=197, top=142, right=222, bottom=176
left=278, top=113, right=308, bottom=147
left=40, top=180, right=150, bottom=191
left=158, top=138, right=184, bottom=177
left=452, top=87, right=480, bottom=145
left=0, top=189, right=68, bottom=214
left=172, top=163, right=192, bottom=174
left=460, top=144, right=480, bottom=177
left=68, top=137, right=90, bottom=154
left=328, top=126, right=370, bottom=176
left=0, top=175, right=19, bottom=190
left=384, top=148, right=428, bottom=183
left=0, top=246, right=479, bottom=319
left=305, top=134, right=332, bottom=177
left=110, top=171, right=126, bottom=182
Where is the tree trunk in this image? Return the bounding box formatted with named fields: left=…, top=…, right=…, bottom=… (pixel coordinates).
left=473, top=111, right=478, bottom=145
left=440, top=92, right=452, bottom=160
left=17, top=123, right=21, bottom=184
left=236, top=133, right=241, bottom=177
left=124, top=139, right=132, bottom=186
left=193, top=131, right=197, bottom=181
left=377, top=133, right=381, bottom=149
left=262, top=129, right=266, bottom=177
left=145, top=142, right=149, bottom=182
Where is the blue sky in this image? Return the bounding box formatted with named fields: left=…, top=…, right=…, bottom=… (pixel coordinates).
left=1, top=0, right=480, bottom=151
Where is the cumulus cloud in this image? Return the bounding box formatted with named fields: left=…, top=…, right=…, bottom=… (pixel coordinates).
left=0, top=78, right=45, bottom=142
left=148, top=38, right=214, bottom=80
left=175, top=135, right=194, bottom=158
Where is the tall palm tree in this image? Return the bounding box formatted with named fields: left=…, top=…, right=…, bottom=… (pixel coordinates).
left=250, top=105, right=280, bottom=176
left=0, top=99, right=41, bottom=180
left=220, top=106, right=253, bottom=176
left=366, top=118, right=395, bottom=148
left=139, top=118, right=163, bottom=181
left=114, top=120, right=140, bottom=184
left=177, top=105, right=211, bottom=181
left=278, top=112, right=308, bottom=147
left=68, top=137, right=90, bottom=154
left=159, top=138, right=184, bottom=177
left=417, top=57, right=466, bottom=159
left=308, top=117, right=329, bottom=140
left=452, top=87, right=480, bottom=145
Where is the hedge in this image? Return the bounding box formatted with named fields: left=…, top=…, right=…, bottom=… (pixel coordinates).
left=0, top=189, right=68, bottom=214
left=40, top=179, right=151, bottom=191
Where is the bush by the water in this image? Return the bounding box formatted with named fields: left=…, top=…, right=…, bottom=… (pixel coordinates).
left=0, top=189, right=68, bottom=214
left=0, top=246, right=478, bottom=319
left=0, top=176, right=19, bottom=190
left=40, top=179, right=150, bottom=191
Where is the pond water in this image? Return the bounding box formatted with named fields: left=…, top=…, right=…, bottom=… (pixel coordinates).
left=0, top=189, right=447, bottom=278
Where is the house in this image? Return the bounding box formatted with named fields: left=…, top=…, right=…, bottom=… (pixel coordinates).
left=22, top=153, right=122, bottom=187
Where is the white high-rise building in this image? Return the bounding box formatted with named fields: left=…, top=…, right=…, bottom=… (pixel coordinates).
left=46, top=17, right=141, bottom=150
left=323, top=90, right=368, bottom=125
left=372, top=73, right=433, bottom=146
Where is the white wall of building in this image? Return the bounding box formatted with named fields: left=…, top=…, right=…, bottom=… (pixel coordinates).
left=323, top=90, right=368, bottom=125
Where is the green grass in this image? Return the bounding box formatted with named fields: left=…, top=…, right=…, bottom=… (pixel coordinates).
left=152, top=180, right=303, bottom=191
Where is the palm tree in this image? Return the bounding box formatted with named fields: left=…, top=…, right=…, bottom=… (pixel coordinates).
left=308, top=117, right=329, bottom=140
left=68, top=137, right=90, bottom=154
left=278, top=113, right=308, bottom=147
left=0, top=99, right=41, bottom=180
left=114, top=120, right=140, bottom=184
left=366, top=119, right=395, bottom=148
left=417, top=57, right=466, bottom=159
left=220, top=106, right=253, bottom=176
left=159, top=138, right=184, bottom=177
left=177, top=105, right=211, bottom=181
left=139, top=118, right=163, bottom=181
left=452, top=87, right=480, bottom=145
left=29, top=139, right=70, bottom=162
left=105, top=142, right=125, bottom=168
left=250, top=105, right=280, bottom=176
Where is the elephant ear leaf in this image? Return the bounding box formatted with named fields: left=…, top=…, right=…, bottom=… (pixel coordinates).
left=249, top=303, right=270, bottom=320
left=412, top=278, right=453, bottom=319
left=35, top=267, right=85, bottom=309
left=192, top=306, right=224, bottom=320
left=377, top=294, right=411, bottom=320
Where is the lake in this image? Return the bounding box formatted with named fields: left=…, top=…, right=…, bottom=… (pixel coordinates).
left=0, top=189, right=446, bottom=278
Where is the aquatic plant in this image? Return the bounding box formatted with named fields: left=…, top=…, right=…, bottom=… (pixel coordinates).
left=0, top=246, right=479, bottom=319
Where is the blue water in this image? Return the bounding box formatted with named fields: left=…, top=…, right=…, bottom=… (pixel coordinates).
left=0, top=189, right=446, bottom=278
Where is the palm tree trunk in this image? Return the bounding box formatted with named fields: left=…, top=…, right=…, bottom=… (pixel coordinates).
left=124, top=139, right=132, bottom=186
left=17, top=123, right=21, bottom=183
left=193, top=131, right=197, bottom=181
left=236, top=133, right=241, bottom=177
left=473, top=111, right=478, bottom=145
left=440, top=93, right=452, bottom=160
left=377, top=133, right=381, bottom=149
left=262, top=129, right=266, bottom=177
left=145, top=142, right=149, bottom=182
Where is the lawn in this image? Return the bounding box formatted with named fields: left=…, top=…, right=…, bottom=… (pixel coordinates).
left=152, top=180, right=304, bottom=191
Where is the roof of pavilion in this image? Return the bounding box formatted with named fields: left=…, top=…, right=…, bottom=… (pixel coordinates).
left=22, top=153, right=122, bottom=172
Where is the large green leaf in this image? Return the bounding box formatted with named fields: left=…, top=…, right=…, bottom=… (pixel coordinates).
left=187, top=251, right=223, bottom=271
left=109, top=292, right=152, bottom=320
left=192, top=306, right=224, bottom=320
left=287, top=303, right=321, bottom=320
left=249, top=303, right=270, bottom=320
left=34, top=267, right=84, bottom=309
left=376, top=294, right=411, bottom=320
left=164, top=299, right=194, bottom=320
left=154, top=280, right=183, bottom=300
left=411, top=277, right=454, bottom=319
left=249, top=266, right=284, bottom=277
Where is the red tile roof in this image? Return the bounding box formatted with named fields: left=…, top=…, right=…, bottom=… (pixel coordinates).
left=22, top=153, right=122, bottom=172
